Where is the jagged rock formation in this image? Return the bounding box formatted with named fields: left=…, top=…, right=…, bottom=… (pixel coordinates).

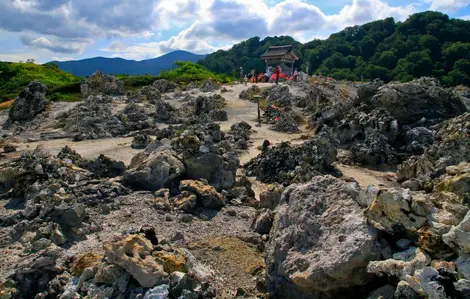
left=244, top=133, right=338, bottom=185
left=8, top=81, right=47, bottom=122
left=266, top=176, right=382, bottom=298
left=80, top=70, right=125, bottom=98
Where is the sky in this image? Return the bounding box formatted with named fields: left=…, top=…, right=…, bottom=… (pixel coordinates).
left=0, top=0, right=469, bottom=63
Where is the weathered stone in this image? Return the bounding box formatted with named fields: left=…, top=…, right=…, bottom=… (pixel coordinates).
left=182, top=151, right=237, bottom=191
left=368, top=77, right=466, bottom=126
left=3, top=144, right=17, bottom=153
left=123, top=150, right=185, bottom=191
left=456, top=255, right=470, bottom=280
left=405, top=267, right=449, bottom=299
left=259, top=190, right=281, bottom=210
left=72, top=253, right=103, bottom=276
left=251, top=210, right=273, bottom=235
left=266, top=176, right=382, bottom=297
left=367, top=247, right=431, bottom=280
left=442, top=210, right=470, bottom=254
left=104, top=235, right=168, bottom=288
left=174, top=191, right=197, bottom=212
left=81, top=70, right=125, bottom=98
left=9, top=81, right=47, bottom=122
left=179, top=180, right=225, bottom=209
left=50, top=203, right=86, bottom=227
left=395, top=280, right=419, bottom=299
left=143, top=284, right=169, bottom=299
left=132, top=134, right=151, bottom=149
left=153, top=79, right=177, bottom=93
left=244, top=135, right=338, bottom=185
left=199, top=79, right=220, bottom=93
left=454, top=279, right=470, bottom=299
left=365, top=188, right=427, bottom=235
left=366, top=284, right=395, bottom=299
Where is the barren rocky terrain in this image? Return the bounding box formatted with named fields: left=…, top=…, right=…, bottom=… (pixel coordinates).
left=2, top=72, right=470, bottom=299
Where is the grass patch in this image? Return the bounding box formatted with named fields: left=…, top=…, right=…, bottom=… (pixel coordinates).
left=158, top=61, right=234, bottom=85
left=0, top=61, right=80, bottom=102
left=0, top=99, right=14, bottom=110
left=48, top=92, right=82, bottom=102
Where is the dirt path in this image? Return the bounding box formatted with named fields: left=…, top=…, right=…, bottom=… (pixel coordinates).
left=4, top=137, right=141, bottom=165
left=219, top=83, right=306, bottom=164
left=336, top=163, right=398, bottom=189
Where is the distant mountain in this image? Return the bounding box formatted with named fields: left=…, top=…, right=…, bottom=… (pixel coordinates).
left=49, top=50, right=207, bottom=77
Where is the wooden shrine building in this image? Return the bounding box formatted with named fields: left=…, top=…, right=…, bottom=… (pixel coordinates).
left=260, top=45, right=299, bottom=73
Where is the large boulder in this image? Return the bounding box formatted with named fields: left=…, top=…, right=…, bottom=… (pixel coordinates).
left=81, top=70, right=125, bottom=98
left=367, top=77, right=467, bottom=126
left=182, top=151, right=237, bottom=191
left=103, top=235, right=168, bottom=288
left=179, top=180, right=225, bottom=209
left=199, top=79, right=220, bottom=93
left=266, top=176, right=382, bottom=298
left=397, top=113, right=470, bottom=182
left=9, top=81, right=47, bottom=122
left=244, top=134, right=338, bottom=185
left=59, top=96, right=126, bottom=139
left=153, top=79, right=177, bottom=93
left=122, top=150, right=185, bottom=191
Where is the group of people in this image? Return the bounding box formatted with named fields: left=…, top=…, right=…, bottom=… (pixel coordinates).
left=240, top=66, right=300, bottom=85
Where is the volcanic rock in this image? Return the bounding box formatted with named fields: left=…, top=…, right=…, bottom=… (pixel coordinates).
left=81, top=71, right=125, bottom=98
left=9, top=81, right=47, bottom=122
left=265, top=176, right=382, bottom=297
left=153, top=79, right=177, bottom=93
left=123, top=150, right=185, bottom=191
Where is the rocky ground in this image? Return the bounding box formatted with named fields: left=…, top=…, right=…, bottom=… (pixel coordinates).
left=1, top=72, right=470, bottom=299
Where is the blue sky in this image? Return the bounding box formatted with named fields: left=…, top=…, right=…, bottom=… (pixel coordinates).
left=0, top=0, right=469, bottom=63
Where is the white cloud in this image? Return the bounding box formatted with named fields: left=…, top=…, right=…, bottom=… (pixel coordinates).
left=99, top=0, right=418, bottom=61
left=20, top=35, right=88, bottom=53
left=329, top=0, right=415, bottom=28
left=460, top=15, right=470, bottom=20
left=428, top=0, right=469, bottom=13
left=0, top=0, right=431, bottom=60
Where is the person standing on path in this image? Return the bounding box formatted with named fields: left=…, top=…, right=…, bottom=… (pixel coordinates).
left=240, top=67, right=244, bottom=84
left=275, top=65, right=280, bottom=85
left=254, top=69, right=258, bottom=84
left=294, top=68, right=299, bottom=82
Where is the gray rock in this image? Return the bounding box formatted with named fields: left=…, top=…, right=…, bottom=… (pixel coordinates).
left=9, top=81, right=47, bottom=121
left=266, top=176, right=382, bottom=297
left=259, top=190, right=281, bottom=210
left=443, top=210, right=470, bottom=254
left=3, top=144, right=17, bottom=153
left=144, top=284, right=169, bottom=299
left=50, top=203, right=85, bottom=227
left=369, top=77, right=466, bottom=126
left=454, top=279, right=470, bottom=299
left=395, top=280, right=419, bottom=299
left=251, top=210, right=273, bottom=235
left=366, top=284, right=395, bottom=299
left=81, top=70, right=125, bottom=97
left=153, top=79, right=177, bottom=93
left=123, top=150, right=185, bottom=191
left=182, top=151, right=237, bottom=191
left=456, top=255, right=470, bottom=280
left=199, top=79, right=220, bottom=93
left=132, top=134, right=151, bottom=149
left=396, top=239, right=413, bottom=251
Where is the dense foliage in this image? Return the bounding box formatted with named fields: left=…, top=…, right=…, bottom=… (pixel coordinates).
left=0, top=61, right=80, bottom=101
left=158, top=61, right=233, bottom=85
left=199, top=12, right=470, bottom=85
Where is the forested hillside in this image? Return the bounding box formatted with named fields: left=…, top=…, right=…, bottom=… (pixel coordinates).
left=199, top=11, right=470, bottom=85
left=0, top=61, right=79, bottom=101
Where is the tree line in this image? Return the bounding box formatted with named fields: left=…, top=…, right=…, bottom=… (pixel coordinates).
left=199, top=11, right=470, bottom=85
